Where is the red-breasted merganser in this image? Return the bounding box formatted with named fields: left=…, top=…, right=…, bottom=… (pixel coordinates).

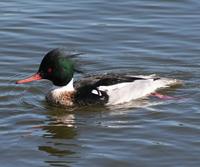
left=16, top=49, right=181, bottom=106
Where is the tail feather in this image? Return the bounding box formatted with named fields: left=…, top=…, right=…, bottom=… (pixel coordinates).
left=156, top=77, right=183, bottom=87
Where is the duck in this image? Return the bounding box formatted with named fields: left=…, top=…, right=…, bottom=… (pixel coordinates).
left=16, top=48, right=181, bottom=106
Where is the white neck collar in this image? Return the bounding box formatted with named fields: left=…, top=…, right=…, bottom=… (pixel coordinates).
left=53, top=78, right=75, bottom=93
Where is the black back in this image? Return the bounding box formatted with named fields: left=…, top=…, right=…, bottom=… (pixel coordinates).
left=74, top=73, right=146, bottom=105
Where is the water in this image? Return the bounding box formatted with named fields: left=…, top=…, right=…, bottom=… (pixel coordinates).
left=0, top=0, right=200, bottom=166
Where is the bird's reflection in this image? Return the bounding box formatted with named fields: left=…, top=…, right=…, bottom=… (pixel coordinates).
left=37, top=96, right=174, bottom=166
left=42, top=123, right=76, bottom=139
left=38, top=145, right=74, bottom=157
left=38, top=107, right=79, bottom=166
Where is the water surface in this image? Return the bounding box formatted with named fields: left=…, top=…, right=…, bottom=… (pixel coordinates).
left=0, top=0, right=200, bottom=167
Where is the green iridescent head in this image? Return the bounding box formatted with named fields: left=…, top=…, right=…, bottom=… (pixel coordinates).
left=16, top=49, right=82, bottom=86
left=38, top=49, right=75, bottom=86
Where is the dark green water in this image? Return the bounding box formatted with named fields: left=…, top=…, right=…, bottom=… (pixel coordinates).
left=0, top=1, right=200, bottom=167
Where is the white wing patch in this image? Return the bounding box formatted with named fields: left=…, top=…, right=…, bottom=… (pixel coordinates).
left=97, top=75, right=181, bottom=105
left=91, top=89, right=102, bottom=96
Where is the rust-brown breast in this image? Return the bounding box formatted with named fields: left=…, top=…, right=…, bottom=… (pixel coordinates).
left=46, top=91, right=75, bottom=106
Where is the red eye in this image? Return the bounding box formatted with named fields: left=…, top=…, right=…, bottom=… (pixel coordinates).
left=47, top=68, right=52, bottom=73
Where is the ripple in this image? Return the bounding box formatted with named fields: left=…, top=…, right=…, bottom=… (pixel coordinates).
left=0, top=0, right=200, bottom=167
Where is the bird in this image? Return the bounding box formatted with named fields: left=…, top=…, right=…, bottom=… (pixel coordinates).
left=16, top=48, right=182, bottom=106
